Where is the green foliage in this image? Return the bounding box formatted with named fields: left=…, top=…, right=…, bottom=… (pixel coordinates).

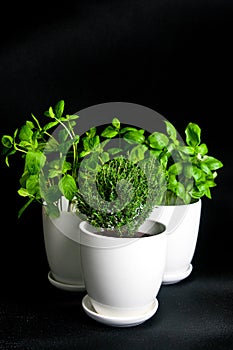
left=146, top=121, right=224, bottom=204
left=1, top=100, right=80, bottom=218
left=1, top=100, right=224, bottom=230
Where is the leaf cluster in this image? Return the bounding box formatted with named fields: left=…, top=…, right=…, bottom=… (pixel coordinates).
left=1, top=100, right=80, bottom=218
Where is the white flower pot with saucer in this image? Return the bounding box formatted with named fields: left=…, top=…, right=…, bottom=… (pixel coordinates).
left=42, top=197, right=85, bottom=291
left=79, top=219, right=167, bottom=327
left=150, top=199, right=202, bottom=284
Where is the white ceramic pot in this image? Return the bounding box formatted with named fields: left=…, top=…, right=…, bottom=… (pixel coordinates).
left=149, top=199, right=202, bottom=284
left=42, top=201, right=85, bottom=291
left=79, top=219, right=167, bottom=320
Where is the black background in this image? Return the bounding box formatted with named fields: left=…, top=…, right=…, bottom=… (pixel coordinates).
left=0, top=1, right=232, bottom=349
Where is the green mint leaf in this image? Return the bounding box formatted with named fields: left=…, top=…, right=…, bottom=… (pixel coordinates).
left=1, top=135, right=13, bottom=148
left=54, top=100, right=65, bottom=118
left=48, top=106, right=55, bottom=118
left=26, top=120, right=34, bottom=129
left=58, top=174, right=77, bottom=201
left=25, top=151, right=46, bottom=175
left=18, top=188, right=30, bottom=197
left=26, top=174, right=39, bottom=195
left=19, top=125, right=33, bottom=142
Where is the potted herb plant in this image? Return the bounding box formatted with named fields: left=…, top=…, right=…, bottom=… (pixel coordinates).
left=146, top=120, right=224, bottom=284
left=1, top=100, right=86, bottom=290
left=74, top=143, right=168, bottom=326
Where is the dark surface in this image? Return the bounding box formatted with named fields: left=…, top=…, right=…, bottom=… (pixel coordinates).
left=0, top=1, right=232, bottom=349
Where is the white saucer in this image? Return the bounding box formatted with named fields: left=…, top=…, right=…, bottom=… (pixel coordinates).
left=82, top=294, right=159, bottom=327
left=48, top=271, right=86, bottom=292
left=162, top=264, right=193, bottom=285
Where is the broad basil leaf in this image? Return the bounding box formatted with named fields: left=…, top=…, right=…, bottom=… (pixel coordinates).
left=185, top=122, right=201, bottom=147
left=123, top=131, right=145, bottom=144
left=203, top=156, right=223, bottom=170
left=165, top=120, right=177, bottom=141
left=101, top=126, right=118, bottom=138
left=148, top=132, right=169, bottom=149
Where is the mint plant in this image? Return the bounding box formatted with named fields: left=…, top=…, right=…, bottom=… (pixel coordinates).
left=1, top=100, right=80, bottom=218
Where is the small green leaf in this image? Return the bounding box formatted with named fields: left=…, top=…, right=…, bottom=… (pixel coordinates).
left=86, top=127, right=96, bottom=138
left=107, top=147, right=122, bottom=155
left=1, top=135, right=13, bottom=148
left=48, top=106, right=55, bottom=118
left=49, top=169, right=62, bottom=178
left=148, top=132, right=169, bottom=149
left=175, top=182, right=186, bottom=200
left=150, top=149, right=162, bottom=159
left=19, top=141, right=32, bottom=149
left=168, top=162, right=183, bottom=175
left=203, top=156, right=223, bottom=170
left=26, top=174, right=39, bottom=195
left=179, top=146, right=195, bottom=155
left=43, top=185, right=62, bottom=203
left=197, top=143, right=208, bottom=155
left=112, top=117, right=120, bottom=129
left=62, top=161, right=72, bottom=173
left=119, top=127, right=138, bottom=134
left=200, top=162, right=212, bottom=175
left=19, top=125, right=33, bottom=142
left=185, top=122, right=201, bottom=147
left=192, top=166, right=205, bottom=182
left=124, top=131, right=145, bottom=144
left=101, top=126, right=118, bottom=138
left=43, top=121, right=59, bottom=131
left=165, top=120, right=177, bottom=141
left=25, top=151, right=46, bottom=174
left=58, top=174, right=77, bottom=201
left=54, top=100, right=64, bottom=118
left=26, top=120, right=34, bottom=129
left=18, top=188, right=30, bottom=197
left=183, top=163, right=193, bottom=178
left=128, top=144, right=148, bottom=163
left=67, top=114, right=79, bottom=120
